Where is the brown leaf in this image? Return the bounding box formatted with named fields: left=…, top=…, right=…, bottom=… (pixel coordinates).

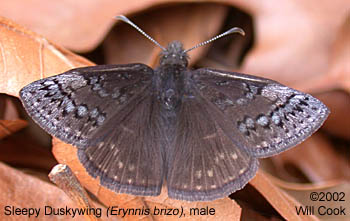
left=263, top=133, right=350, bottom=183
left=0, top=119, right=27, bottom=139
left=0, top=162, right=116, bottom=220
left=0, top=0, right=196, bottom=52
left=297, top=15, right=350, bottom=93
left=104, top=3, right=228, bottom=67
left=236, top=0, right=349, bottom=90
left=271, top=178, right=350, bottom=221
left=0, top=94, right=55, bottom=171
left=0, top=161, right=85, bottom=220
left=317, top=90, right=350, bottom=139
left=0, top=132, right=56, bottom=172
left=0, top=94, right=20, bottom=120
left=1, top=2, right=347, bottom=220
left=250, top=170, right=319, bottom=221
left=0, top=16, right=93, bottom=97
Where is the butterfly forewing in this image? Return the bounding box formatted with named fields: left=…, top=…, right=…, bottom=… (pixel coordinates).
left=20, top=63, right=166, bottom=195
left=20, top=64, right=152, bottom=146
left=193, top=68, right=330, bottom=157
left=167, top=88, right=258, bottom=201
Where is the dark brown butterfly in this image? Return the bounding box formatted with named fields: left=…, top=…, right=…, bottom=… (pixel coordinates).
left=20, top=15, right=329, bottom=201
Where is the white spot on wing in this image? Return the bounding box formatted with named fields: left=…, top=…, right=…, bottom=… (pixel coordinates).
left=75, top=130, right=82, bottom=137
left=257, top=115, right=269, bottom=126
left=261, top=141, right=268, bottom=147
left=97, top=142, right=104, bottom=149
left=121, top=125, right=134, bottom=134
left=77, top=105, right=88, bottom=117
left=207, top=169, right=213, bottom=177
left=236, top=98, right=248, bottom=105
left=272, top=113, right=281, bottom=124
left=65, top=100, right=75, bottom=113
left=231, top=153, right=238, bottom=160
left=129, top=164, right=135, bottom=171
left=43, top=80, right=55, bottom=85
left=113, top=148, right=119, bottom=156
left=203, top=133, right=216, bottom=139
left=195, top=170, right=202, bottom=179
left=214, top=156, right=219, bottom=164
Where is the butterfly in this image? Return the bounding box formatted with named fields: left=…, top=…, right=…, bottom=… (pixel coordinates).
left=19, top=15, right=329, bottom=201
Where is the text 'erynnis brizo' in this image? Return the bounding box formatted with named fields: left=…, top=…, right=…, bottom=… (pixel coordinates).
left=20, top=15, right=329, bottom=201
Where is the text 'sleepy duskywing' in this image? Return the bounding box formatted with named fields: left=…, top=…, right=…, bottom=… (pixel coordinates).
left=20, top=15, right=329, bottom=201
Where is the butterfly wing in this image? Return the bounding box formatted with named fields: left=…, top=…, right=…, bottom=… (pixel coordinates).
left=192, top=68, right=330, bottom=158
left=78, top=88, right=166, bottom=196
left=20, top=64, right=165, bottom=196
left=167, top=86, right=258, bottom=201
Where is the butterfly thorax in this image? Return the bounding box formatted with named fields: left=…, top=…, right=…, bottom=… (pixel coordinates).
left=155, top=41, right=189, bottom=111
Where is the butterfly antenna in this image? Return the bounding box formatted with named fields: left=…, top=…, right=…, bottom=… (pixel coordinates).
left=184, top=27, right=245, bottom=53
left=116, top=15, right=166, bottom=51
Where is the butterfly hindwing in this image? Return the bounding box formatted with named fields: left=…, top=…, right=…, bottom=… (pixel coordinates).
left=167, top=88, right=258, bottom=201
left=193, top=68, right=330, bottom=158
left=78, top=89, right=166, bottom=196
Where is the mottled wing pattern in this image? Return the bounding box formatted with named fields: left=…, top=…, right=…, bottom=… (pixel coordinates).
left=20, top=64, right=152, bottom=146
left=167, top=87, right=258, bottom=201
left=193, top=68, right=330, bottom=158
left=20, top=64, right=165, bottom=196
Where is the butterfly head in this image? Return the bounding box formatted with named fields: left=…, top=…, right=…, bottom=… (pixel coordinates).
left=159, top=41, right=189, bottom=68
left=116, top=15, right=244, bottom=70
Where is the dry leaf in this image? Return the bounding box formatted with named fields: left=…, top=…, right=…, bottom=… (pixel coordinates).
left=235, top=0, right=349, bottom=89
left=298, top=15, right=350, bottom=93
left=104, top=3, right=228, bottom=68
left=0, top=162, right=116, bottom=220
left=317, top=90, right=350, bottom=139
left=0, top=0, right=193, bottom=52
left=0, top=132, right=56, bottom=172
left=0, top=16, right=93, bottom=97
left=0, top=162, right=85, bottom=220
left=271, top=178, right=350, bottom=221
left=0, top=120, right=27, bottom=139
left=1, top=1, right=349, bottom=220
left=263, top=133, right=350, bottom=183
